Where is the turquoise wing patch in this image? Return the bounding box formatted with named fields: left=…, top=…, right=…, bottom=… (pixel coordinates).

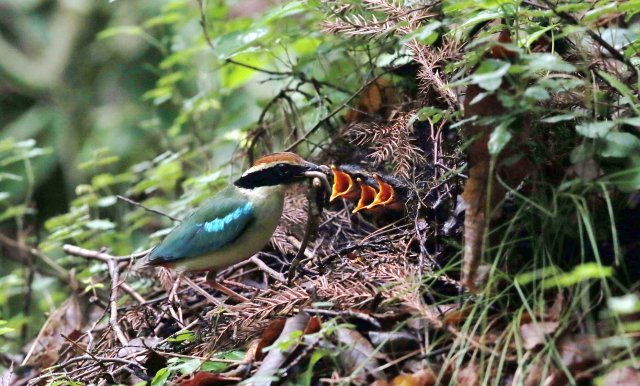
left=148, top=197, right=255, bottom=264
left=200, top=202, right=253, bottom=233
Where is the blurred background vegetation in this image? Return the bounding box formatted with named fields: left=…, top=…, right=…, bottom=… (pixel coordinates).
left=0, top=0, right=379, bottom=355
left=1, top=0, right=639, bottom=383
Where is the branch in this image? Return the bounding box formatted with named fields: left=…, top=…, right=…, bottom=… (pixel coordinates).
left=226, top=58, right=292, bottom=77
left=62, top=244, right=148, bottom=303
left=107, top=259, right=129, bottom=347
left=287, top=177, right=325, bottom=284
left=196, top=0, right=215, bottom=50
left=249, top=255, right=286, bottom=283
left=0, top=233, right=68, bottom=279
left=285, top=73, right=384, bottom=151
left=539, top=0, right=631, bottom=67
left=116, top=195, right=182, bottom=223
left=63, top=244, right=149, bottom=262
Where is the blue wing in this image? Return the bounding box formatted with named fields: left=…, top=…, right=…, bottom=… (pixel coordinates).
left=148, top=190, right=255, bottom=264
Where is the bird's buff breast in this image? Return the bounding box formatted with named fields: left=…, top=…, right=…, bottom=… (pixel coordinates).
left=173, top=186, right=285, bottom=272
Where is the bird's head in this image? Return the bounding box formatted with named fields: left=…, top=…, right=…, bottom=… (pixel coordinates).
left=234, top=152, right=324, bottom=189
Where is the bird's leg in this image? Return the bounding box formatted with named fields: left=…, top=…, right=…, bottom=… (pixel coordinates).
left=287, top=176, right=325, bottom=285
left=167, top=272, right=185, bottom=325
left=168, top=272, right=182, bottom=304
left=205, top=270, right=250, bottom=302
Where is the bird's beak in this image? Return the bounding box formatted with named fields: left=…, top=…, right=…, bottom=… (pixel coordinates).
left=297, top=161, right=332, bottom=193
left=352, top=178, right=378, bottom=213
left=365, top=174, right=396, bottom=209
left=301, top=161, right=325, bottom=174
left=329, top=165, right=361, bottom=202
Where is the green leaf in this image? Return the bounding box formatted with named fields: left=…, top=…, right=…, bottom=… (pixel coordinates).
left=608, top=294, right=640, bottom=315
left=167, top=357, right=201, bottom=376
left=85, top=219, right=116, bottom=230
left=488, top=123, right=512, bottom=155
left=618, top=117, right=640, bottom=127
left=417, top=106, right=443, bottom=121
left=151, top=367, right=170, bottom=386
left=472, top=60, right=510, bottom=91
left=0, top=320, right=15, bottom=336
left=78, top=155, right=120, bottom=170
left=597, top=70, right=640, bottom=114
left=0, top=205, right=32, bottom=222
left=220, top=53, right=266, bottom=89
left=570, top=141, right=597, bottom=164
left=524, top=24, right=558, bottom=48
left=459, top=9, right=508, bottom=29
left=97, top=26, right=145, bottom=40
left=214, top=27, right=269, bottom=60
left=515, top=266, right=561, bottom=285
left=575, top=121, right=615, bottom=138
left=402, top=21, right=441, bottom=45
left=526, top=53, right=576, bottom=73
left=583, top=2, right=619, bottom=22
left=541, top=112, right=585, bottom=123
left=607, top=156, right=640, bottom=192
left=523, top=86, right=550, bottom=101
left=143, top=12, right=183, bottom=28
left=293, top=348, right=331, bottom=386
left=167, top=330, right=195, bottom=343
left=541, top=262, right=613, bottom=289
left=261, top=1, right=309, bottom=23
left=601, top=132, right=640, bottom=158
left=200, top=351, right=245, bottom=373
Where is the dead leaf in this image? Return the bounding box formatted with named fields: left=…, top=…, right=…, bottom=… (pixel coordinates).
left=369, top=330, right=420, bottom=355
left=520, top=321, right=559, bottom=350
left=523, top=361, right=545, bottom=386
left=0, top=365, right=16, bottom=386
left=547, top=292, right=565, bottom=322
left=336, top=327, right=387, bottom=381
left=489, top=30, right=517, bottom=59
left=345, top=77, right=399, bottom=122
left=601, top=367, right=640, bottom=386
left=457, top=362, right=480, bottom=386
left=392, top=369, right=437, bottom=386
left=250, top=314, right=310, bottom=386
left=304, top=316, right=322, bottom=334
left=543, top=334, right=598, bottom=385
left=178, top=371, right=232, bottom=386
left=558, top=335, right=598, bottom=371
left=23, top=294, right=88, bottom=368
left=256, top=319, right=287, bottom=361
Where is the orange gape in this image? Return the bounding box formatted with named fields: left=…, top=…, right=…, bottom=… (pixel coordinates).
left=353, top=178, right=377, bottom=213
left=329, top=165, right=404, bottom=214
left=330, top=165, right=361, bottom=202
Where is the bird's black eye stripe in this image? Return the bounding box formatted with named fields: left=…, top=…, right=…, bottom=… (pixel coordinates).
left=234, top=163, right=307, bottom=188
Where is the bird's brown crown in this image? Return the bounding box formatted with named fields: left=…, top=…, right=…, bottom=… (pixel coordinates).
left=253, top=152, right=306, bottom=166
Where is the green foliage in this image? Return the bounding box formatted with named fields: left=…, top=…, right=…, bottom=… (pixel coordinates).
left=0, top=0, right=639, bottom=382
left=150, top=351, right=244, bottom=386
